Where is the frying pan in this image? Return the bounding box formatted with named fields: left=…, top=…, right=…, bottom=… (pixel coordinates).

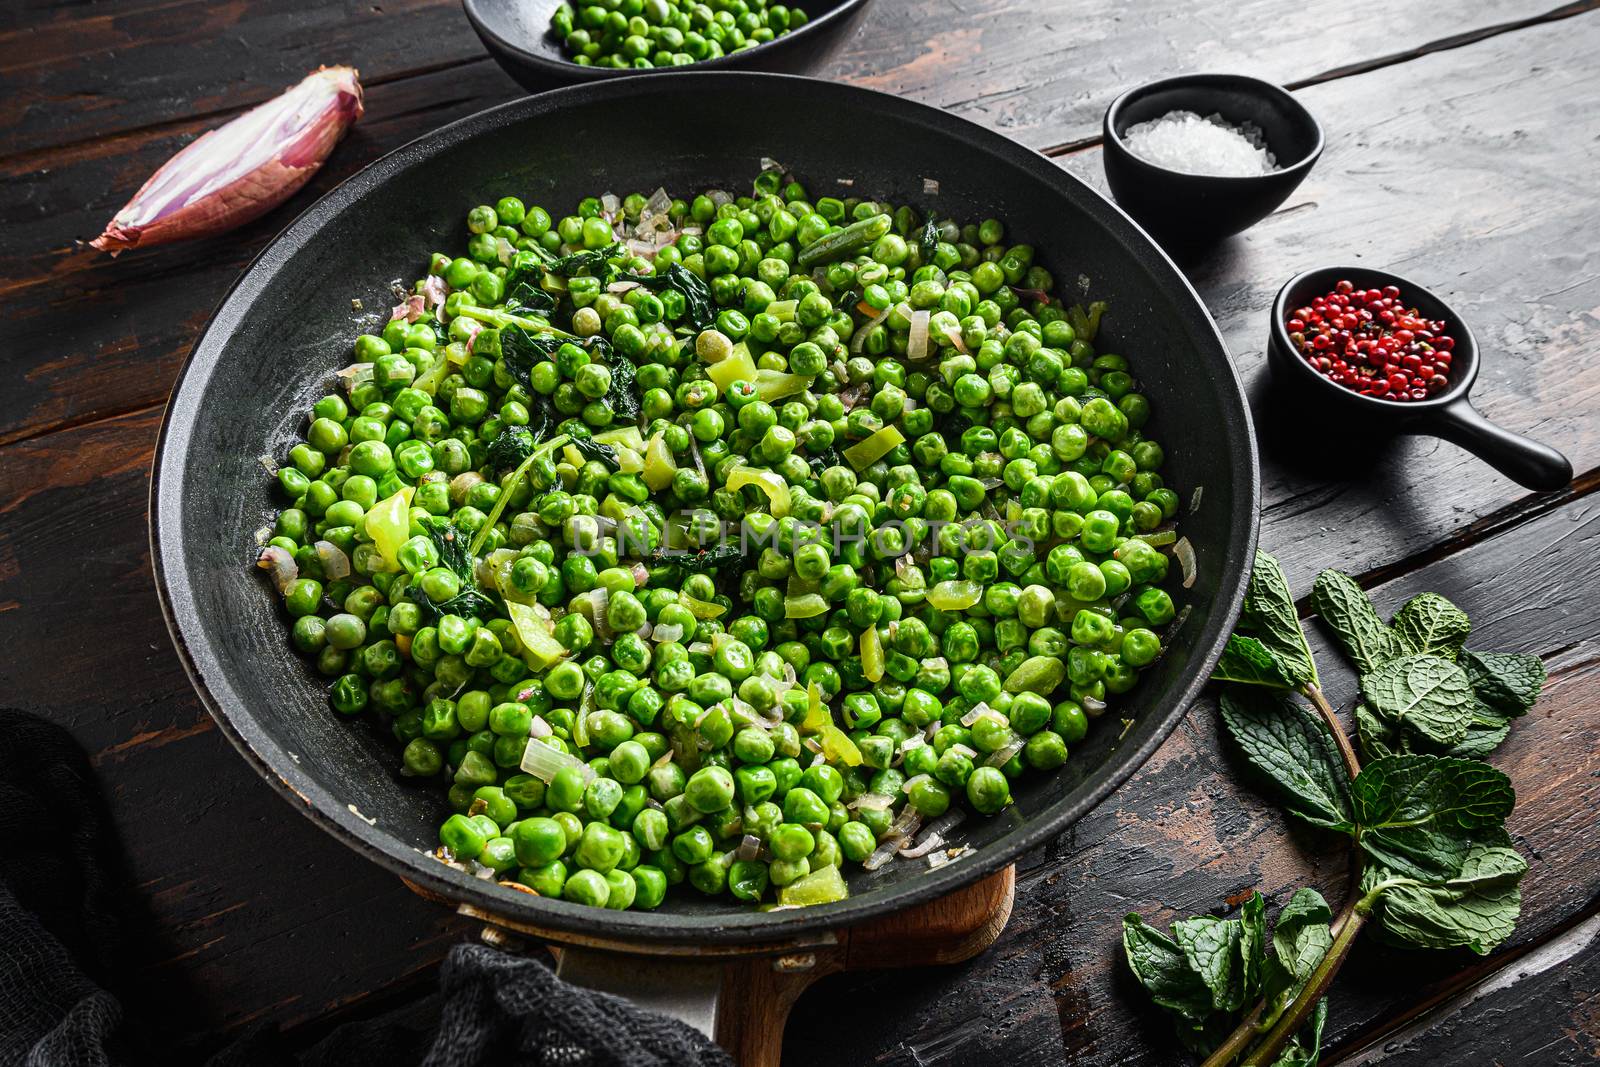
left=150, top=72, right=1259, bottom=1051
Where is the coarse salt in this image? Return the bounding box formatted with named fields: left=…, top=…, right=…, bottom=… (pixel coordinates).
left=1122, top=110, right=1278, bottom=177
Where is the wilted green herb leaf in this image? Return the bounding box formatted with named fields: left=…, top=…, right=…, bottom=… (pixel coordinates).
left=1240, top=892, right=1267, bottom=1005
left=1367, top=840, right=1526, bottom=955
left=1391, top=592, right=1471, bottom=660
left=486, top=426, right=536, bottom=472
left=604, top=352, right=641, bottom=421
left=920, top=216, right=939, bottom=260
left=1361, top=654, right=1474, bottom=747
left=1219, top=690, right=1354, bottom=832
left=1272, top=888, right=1334, bottom=988
left=1311, top=569, right=1404, bottom=673
left=618, top=264, right=717, bottom=332
left=1462, top=649, right=1547, bottom=717
left=1269, top=998, right=1327, bottom=1067
left=1122, top=915, right=1214, bottom=1019
left=548, top=243, right=623, bottom=281
left=1240, top=551, right=1318, bottom=687
left=1174, top=916, right=1249, bottom=1012
left=1212, top=635, right=1300, bottom=688
left=504, top=279, right=558, bottom=318
left=1351, top=755, right=1515, bottom=882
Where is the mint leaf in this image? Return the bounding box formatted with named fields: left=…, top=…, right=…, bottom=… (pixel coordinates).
left=1272, top=888, right=1334, bottom=986
left=1220, top=690, right=1355, bottom=832
left=1354, top=702, right=1399, bottom=763
left=1269, top=998, right=1327, bottom=1067
left=1123, top=914, right=1214, bottom=1019
left=1368, top=841, right=1526, bottom=955
left=1391, top=592, right=1471, bottom=661
left=1443, top=704, right=1513, bottom=759
left=1462, top=650, right=1547, bottom=717
left=1361, top=654, right=1474, bottom=747
left=1239, top=551, right=1318, bottom=687
left=1312, top=569, right=1403, bottom=673
left=1212, top=635, right=1299, bottom=688
left=1174, top=916, right=1248, bottom=1012
left=1352, top=755, right=1515, bottom=882
left=1240, top=892, right=1267, bottom=1004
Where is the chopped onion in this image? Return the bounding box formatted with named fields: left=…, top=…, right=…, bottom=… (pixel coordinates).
left=495, top=236, right=515, bottom=266
left=258, top=454, right=279, bottom=475
left=706, top=189, right=733, bottom=209
left=940, top=323, right=968, bottom=353
left=984, top=733, right=1027, bottom=768
left=689, top=437, right=705, bottom=478
left=608, top=279, right=643, bottom=293
left=389, top=293, right=425, bottom=323
left=1083, top=695, right=1108, bottom=717
left=336, top=362, right=373, bottom=392
left=651, top=748, right=675, bottom=771
left=902, top=773, right=931, bottom=794
left=959, top=702, right=996, bottom=728
left=863, top=807, right=924, bottom=872
left=600, top=192, right=620, bottom=218
left=927, top=850, right=951, bottom=869
left=422, top=274, right=447, bottom=310
left=950, top=743, right=978, bottom=759
left=92, top=66, right=364, bottom=254
left=687, top=641, right=713, bottom=655
left=849, top=792, right=894, bottom=811
left=644, top=186, right=673, bottom=218
left=1175, top=536, right=1197, bottom=589
left=736, top=834, right=764, bottom=861
left=900, top=735, right=926, bottom=754
left=849, top=305, right=892, bottom=354
left=313, top=540, right=350, bottom=580
left=907, top=309, right=931, bottom=361
left=651, top=622, right=685, bottom=644
left=256, top=545, right=298, bottom=593
left=759, top=157, right=786, bottom=174
left=923, top=177, right=941, bottom=195
left=519, top=738, right=594, bottom=784
left=528, top=716, right=553, bottom=739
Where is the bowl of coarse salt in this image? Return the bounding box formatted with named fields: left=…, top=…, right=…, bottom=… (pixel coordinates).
left=1102, top=73, right=1322, bottom=247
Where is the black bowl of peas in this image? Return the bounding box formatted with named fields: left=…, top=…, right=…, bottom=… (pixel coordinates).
left=464, top=0, right=874, bottom=91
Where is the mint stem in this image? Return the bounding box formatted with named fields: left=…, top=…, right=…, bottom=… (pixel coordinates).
left=1300, top=682, right=1361, bottom=782
left=1239, top=904, right=1367, bottom=1067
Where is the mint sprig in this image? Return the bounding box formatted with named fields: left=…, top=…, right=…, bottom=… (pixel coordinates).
left=1122, top=553, right=1549, bottom=1066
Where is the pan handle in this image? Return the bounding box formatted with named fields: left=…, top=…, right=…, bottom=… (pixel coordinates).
left=1426, top=397, right=1572, bottom=491
left=554, top=946, right=725, bottom=1039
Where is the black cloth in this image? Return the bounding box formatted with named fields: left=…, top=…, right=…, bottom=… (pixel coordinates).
left=0, top=709, right=730, bottom=1067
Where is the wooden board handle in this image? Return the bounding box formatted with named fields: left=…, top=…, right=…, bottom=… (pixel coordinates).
left=716, top=866, right=1016, bottom=1067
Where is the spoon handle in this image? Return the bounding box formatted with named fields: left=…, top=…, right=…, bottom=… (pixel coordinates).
left=1429, top=397, right=1572, bottom=491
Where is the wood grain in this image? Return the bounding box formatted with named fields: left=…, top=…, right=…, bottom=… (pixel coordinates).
left=1057, top=12, right=1600, bottom=590
left=3, top=0, right=1600, bottom=1057
left=784, top=492, right=1600, bottom=1066
left=0, top=0, right=1584, bottom=159
left=4, top=1, right=1597, bottom=444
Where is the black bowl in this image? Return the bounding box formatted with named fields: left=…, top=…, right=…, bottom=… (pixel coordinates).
left=463, top=0, right=872, bottom=92
left=151, top=72, right=1259, bottom=949
left=1268, top=265, right=1571, bottom=491
left=1103, top=73, right=1322, bottom=248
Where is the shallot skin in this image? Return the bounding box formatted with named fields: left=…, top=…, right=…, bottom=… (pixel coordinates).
left=92, top=66, right=363, bottom=255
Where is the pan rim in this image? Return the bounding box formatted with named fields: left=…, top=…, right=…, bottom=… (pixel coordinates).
left=150, top=70, right=1260, bottom=946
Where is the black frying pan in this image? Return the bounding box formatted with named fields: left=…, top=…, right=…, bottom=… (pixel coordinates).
left=151, top=73, right=1258, bottom=965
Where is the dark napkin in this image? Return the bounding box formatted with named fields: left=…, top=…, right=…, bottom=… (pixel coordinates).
left=0, top=708, right=730, bottom=1067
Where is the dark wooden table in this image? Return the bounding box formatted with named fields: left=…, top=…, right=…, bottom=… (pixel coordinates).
left=4, top=1, right=1599, bottom=1062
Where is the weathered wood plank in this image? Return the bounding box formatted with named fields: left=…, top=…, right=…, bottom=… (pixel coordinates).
left=0, top=0, right=1583, bottom=160
left=1055, top=12, right=1600, bottom=591
left=1333, top=912, right=1600, bottom=1065
left=0, top=407, right=475, bottom=1040
left=0, top=58, right=520, bottom=447
left=785, top=491, right=1600, bottom=1066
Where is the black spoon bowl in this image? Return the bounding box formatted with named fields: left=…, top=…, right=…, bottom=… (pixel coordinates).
left=1267, top=265, right=1572, bottom=491
left=463, top=0, right=872, bottom=92
left=1103, top=73, right=1322, bottom=248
